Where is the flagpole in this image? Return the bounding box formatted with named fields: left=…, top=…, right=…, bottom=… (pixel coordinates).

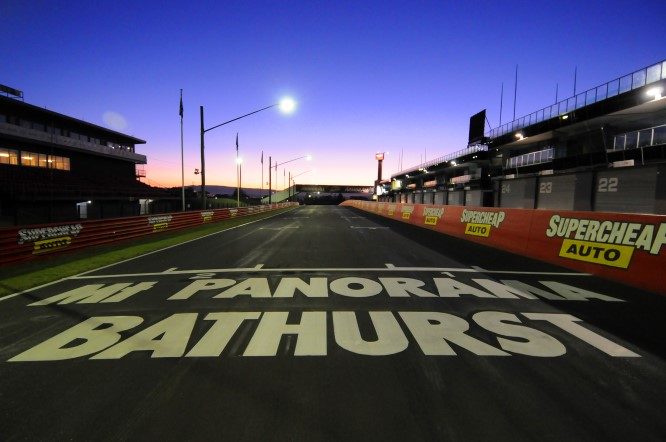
left=236, top=133, right=240, bottom=208
left=261, top=150, right=264, bottom=203
left=179, top=89, right=185, bottom=211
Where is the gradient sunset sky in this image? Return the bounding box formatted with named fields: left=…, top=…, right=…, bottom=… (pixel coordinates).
left=3, top=1, right=664, bottom=189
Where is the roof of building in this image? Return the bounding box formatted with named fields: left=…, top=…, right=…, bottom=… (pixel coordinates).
left=0, top=95, right=146, bottom=145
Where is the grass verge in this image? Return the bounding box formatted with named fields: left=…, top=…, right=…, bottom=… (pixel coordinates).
left=0, top=207, right=296, bottom=297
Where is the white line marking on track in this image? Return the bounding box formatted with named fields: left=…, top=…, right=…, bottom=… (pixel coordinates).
left=259, top=226, right=300, bottom=230
left=0, top=277, right=73, bottom=303
left=163, top=267, right=178, bottom=273
left=385, top=263, right=396, bottom=269
left=0, top=208, right=297, bottom=303
left=70, top=266, right=592, bottom=279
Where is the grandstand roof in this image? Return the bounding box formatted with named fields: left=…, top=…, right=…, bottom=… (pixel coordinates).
left=0, top=95, right=145, bottom=145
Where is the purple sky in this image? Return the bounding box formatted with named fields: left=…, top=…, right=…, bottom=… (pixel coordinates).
left=3, top=0, right=664, bottom=188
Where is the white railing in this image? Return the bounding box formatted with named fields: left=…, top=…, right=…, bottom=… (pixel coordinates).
left=487, top=60, right=666, bottom=139
left=392, top=144, right=487, bottom=178
left=611, top=124, right=666, bottom=151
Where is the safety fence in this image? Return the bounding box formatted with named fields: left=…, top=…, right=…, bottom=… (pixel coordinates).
left=0, top=203, right=298, bottom=266
left=342, top=200, right=666, bottom=294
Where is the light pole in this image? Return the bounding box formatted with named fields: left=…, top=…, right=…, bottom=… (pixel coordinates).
left=268, top=155, right=312, bottom=203
left=199, top=97, right=296, bottom=209
left=375, top=152, right=385, bottom=199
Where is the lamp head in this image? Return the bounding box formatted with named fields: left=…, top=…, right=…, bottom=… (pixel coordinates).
left=278, top=97, right=297, bottom=114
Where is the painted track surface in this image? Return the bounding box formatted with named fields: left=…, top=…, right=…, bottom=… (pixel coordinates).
left=1, top=205, right=665, bottom=441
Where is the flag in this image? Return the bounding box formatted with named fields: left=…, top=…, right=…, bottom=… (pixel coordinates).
left=261, top=150, right=263, bottom=164
left=235, top=133, right=239, bottom=153
left=179, top=90, right=183, bottom=118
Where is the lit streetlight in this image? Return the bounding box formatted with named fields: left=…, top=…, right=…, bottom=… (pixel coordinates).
left=199, top=97, right=296, bottom=209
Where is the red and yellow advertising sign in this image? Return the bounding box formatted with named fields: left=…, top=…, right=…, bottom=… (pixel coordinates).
left=460, top=209, right=506, bottom=238
left=342, top=200, right=666, bottom=294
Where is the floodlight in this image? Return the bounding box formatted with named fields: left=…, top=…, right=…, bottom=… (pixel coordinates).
left=647, top=87, right=663, bottom=100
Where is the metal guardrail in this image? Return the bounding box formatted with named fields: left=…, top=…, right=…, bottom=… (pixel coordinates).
left=487, top=60, right=666, bottom=139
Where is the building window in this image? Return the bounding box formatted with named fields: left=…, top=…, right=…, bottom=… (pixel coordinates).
left=613, top=134, right=625, bottom=150
left=624, top=132, right=638, bottom=149
left=638, top=129, right=652, bottom=148
left=38, top=153, right=48, bottom=168
left=18, top=151, right=71, bottom=170
left=0, top=148, right=19, bottom=165
left=21, top=151, right=39, bottom=167
left=49, top=155, right=70, bottom=171
left=654, top=126, right=666, bottom=145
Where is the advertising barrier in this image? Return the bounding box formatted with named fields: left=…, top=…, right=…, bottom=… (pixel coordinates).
left=0, top=203, right=297, bottom=266
left=342, top=200, right=666, bottom=294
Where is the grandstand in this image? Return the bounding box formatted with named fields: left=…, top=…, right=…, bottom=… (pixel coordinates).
left=0, top=91, right=169, bottom=226
left=386, top=59, right=666, bottom=214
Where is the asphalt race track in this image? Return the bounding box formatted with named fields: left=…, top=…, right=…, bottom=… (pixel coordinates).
left=1, top=205, right=665, bottom=441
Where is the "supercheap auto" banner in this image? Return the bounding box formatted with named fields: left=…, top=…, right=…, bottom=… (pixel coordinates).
left=344, top=201, right=666, bottom=294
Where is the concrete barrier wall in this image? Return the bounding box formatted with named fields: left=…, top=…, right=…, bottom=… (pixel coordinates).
left=342, top=200, right=666, bottom=294
left=0, top=203, right=298, bottom=266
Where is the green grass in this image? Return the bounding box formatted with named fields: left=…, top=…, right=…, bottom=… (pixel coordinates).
left=208, top=197, right=250, bottom=208
left=0, top=207, right=296, bottom=297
